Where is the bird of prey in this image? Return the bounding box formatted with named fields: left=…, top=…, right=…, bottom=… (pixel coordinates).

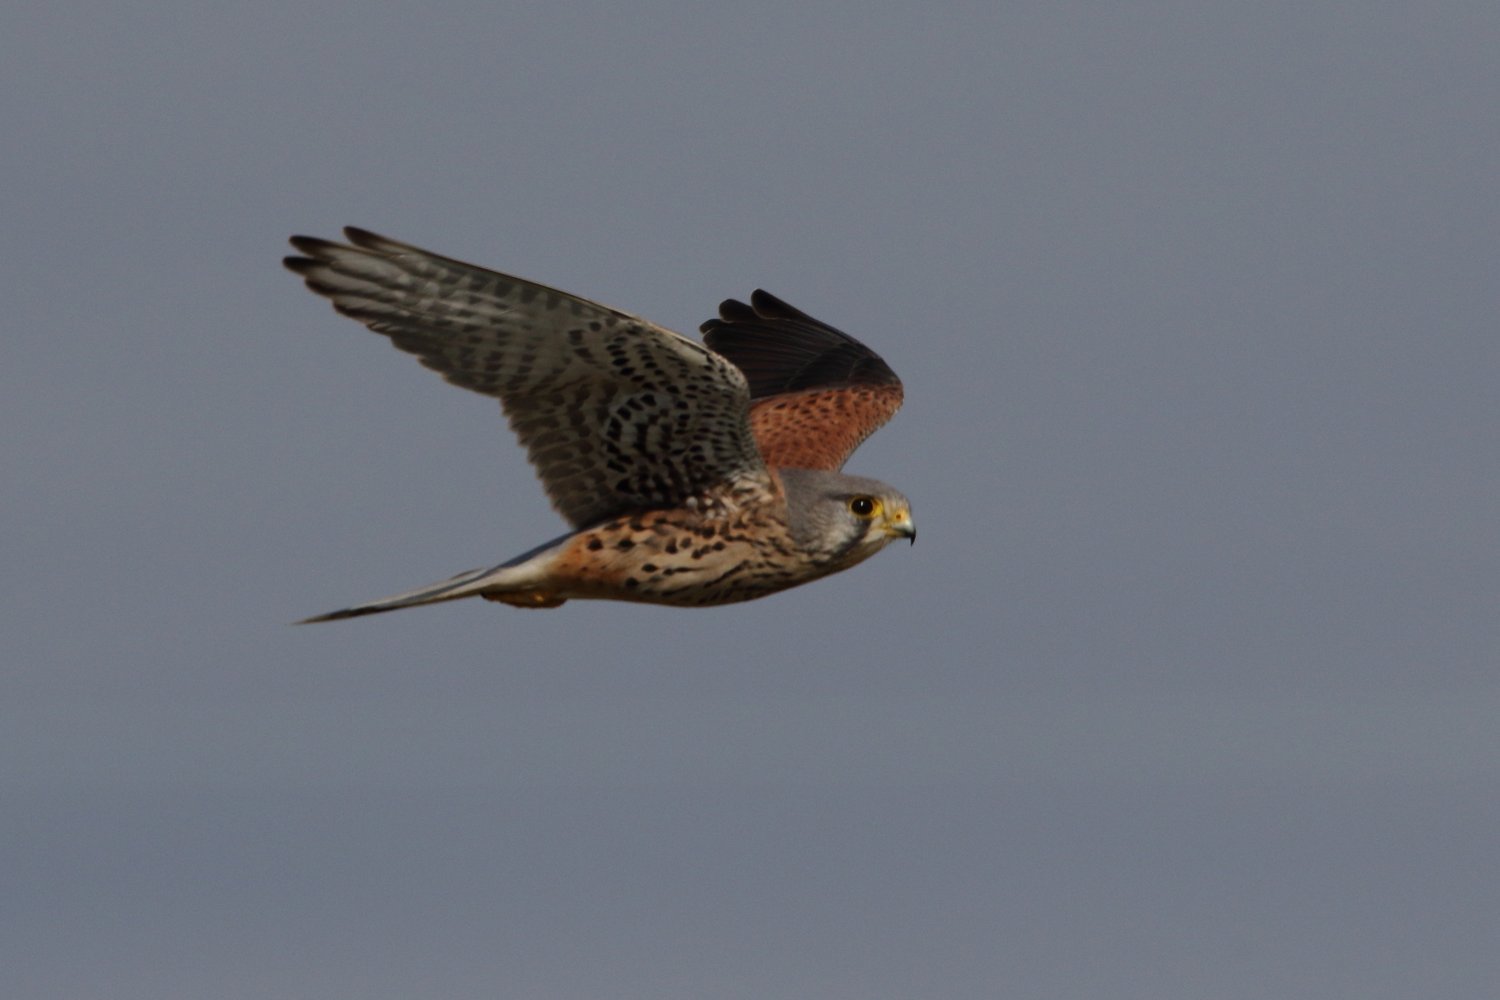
left=285, top=228, right=913, bottom=621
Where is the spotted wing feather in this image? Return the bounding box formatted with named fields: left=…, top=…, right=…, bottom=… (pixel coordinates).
left=286, top=228, right=769, bottom=528
left=700, top=289, right=903, bottom=471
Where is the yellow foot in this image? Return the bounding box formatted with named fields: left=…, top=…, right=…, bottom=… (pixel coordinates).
left=483, top=591, right=568, bottom=609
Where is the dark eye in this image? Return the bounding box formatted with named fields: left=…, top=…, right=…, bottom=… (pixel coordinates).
left=848, top=496, right=879, bottom=518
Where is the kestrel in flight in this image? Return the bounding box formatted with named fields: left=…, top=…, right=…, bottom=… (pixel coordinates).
left=286, top=228, right=913, bottom=621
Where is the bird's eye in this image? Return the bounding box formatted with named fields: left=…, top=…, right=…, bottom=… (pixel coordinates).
left=848, top=496, right=880, bottom=519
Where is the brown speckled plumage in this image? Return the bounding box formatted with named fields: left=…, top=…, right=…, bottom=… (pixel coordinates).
left=286, top=228, right=913, bottom=621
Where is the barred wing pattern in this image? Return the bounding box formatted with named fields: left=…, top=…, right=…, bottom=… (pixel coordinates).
left=701, top=290, right=904, bottom=471
left=286, top=228, right=769, bottom=528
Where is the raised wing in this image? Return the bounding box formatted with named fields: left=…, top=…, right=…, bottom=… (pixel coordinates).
left=700, top=289, right=903, bottom=471
left=286, top=228, right=769, bottom=528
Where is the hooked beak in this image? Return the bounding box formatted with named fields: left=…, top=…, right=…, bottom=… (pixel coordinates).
left=883, top=507, right=916, bottom=545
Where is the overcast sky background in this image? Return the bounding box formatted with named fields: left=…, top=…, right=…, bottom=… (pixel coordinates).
left=4, top=3, right=1497, bottom=998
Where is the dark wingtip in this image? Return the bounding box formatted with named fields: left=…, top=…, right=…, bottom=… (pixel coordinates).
left=700, top=288, right=900, bottom=397
left=288, top=234, right=334, bottom=254
left=700, top=297, right=748, bottom=334
left=748, top=288, right=808, bottom=320
left=343, top=226, right=384, bottom=247
left=286, top=229, right=391, bottom=260
left=720, top=296, right=759, bottom=321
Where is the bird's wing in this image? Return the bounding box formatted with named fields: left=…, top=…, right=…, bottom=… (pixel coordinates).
left=286, top=228, right=770, bottom=528
left=700, top=290, right=903, bottom=471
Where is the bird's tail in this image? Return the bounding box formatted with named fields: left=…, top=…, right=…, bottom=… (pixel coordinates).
left=296, top=565, right=507, bottom=623
left=296, top=531, right=574, bottom=623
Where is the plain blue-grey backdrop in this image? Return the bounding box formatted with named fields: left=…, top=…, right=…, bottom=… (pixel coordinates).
left=5, top=3, right=1497, bottom=998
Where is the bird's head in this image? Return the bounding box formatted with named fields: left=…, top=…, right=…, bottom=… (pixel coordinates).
left=780, top=468, right=915, bottom=571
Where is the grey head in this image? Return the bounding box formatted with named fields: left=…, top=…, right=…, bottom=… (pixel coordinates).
left=780, top=467, right=915, bottom=571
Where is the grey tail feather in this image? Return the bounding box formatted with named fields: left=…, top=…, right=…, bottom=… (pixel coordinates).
left=295, top=565, right=498, bottom=624
left=294, top=530, right=580, bottom=624
left=295, top=530, right=579, bottom=625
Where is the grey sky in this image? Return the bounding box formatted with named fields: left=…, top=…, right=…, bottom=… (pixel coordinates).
left=5, top=3, right=1497, bottom=998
